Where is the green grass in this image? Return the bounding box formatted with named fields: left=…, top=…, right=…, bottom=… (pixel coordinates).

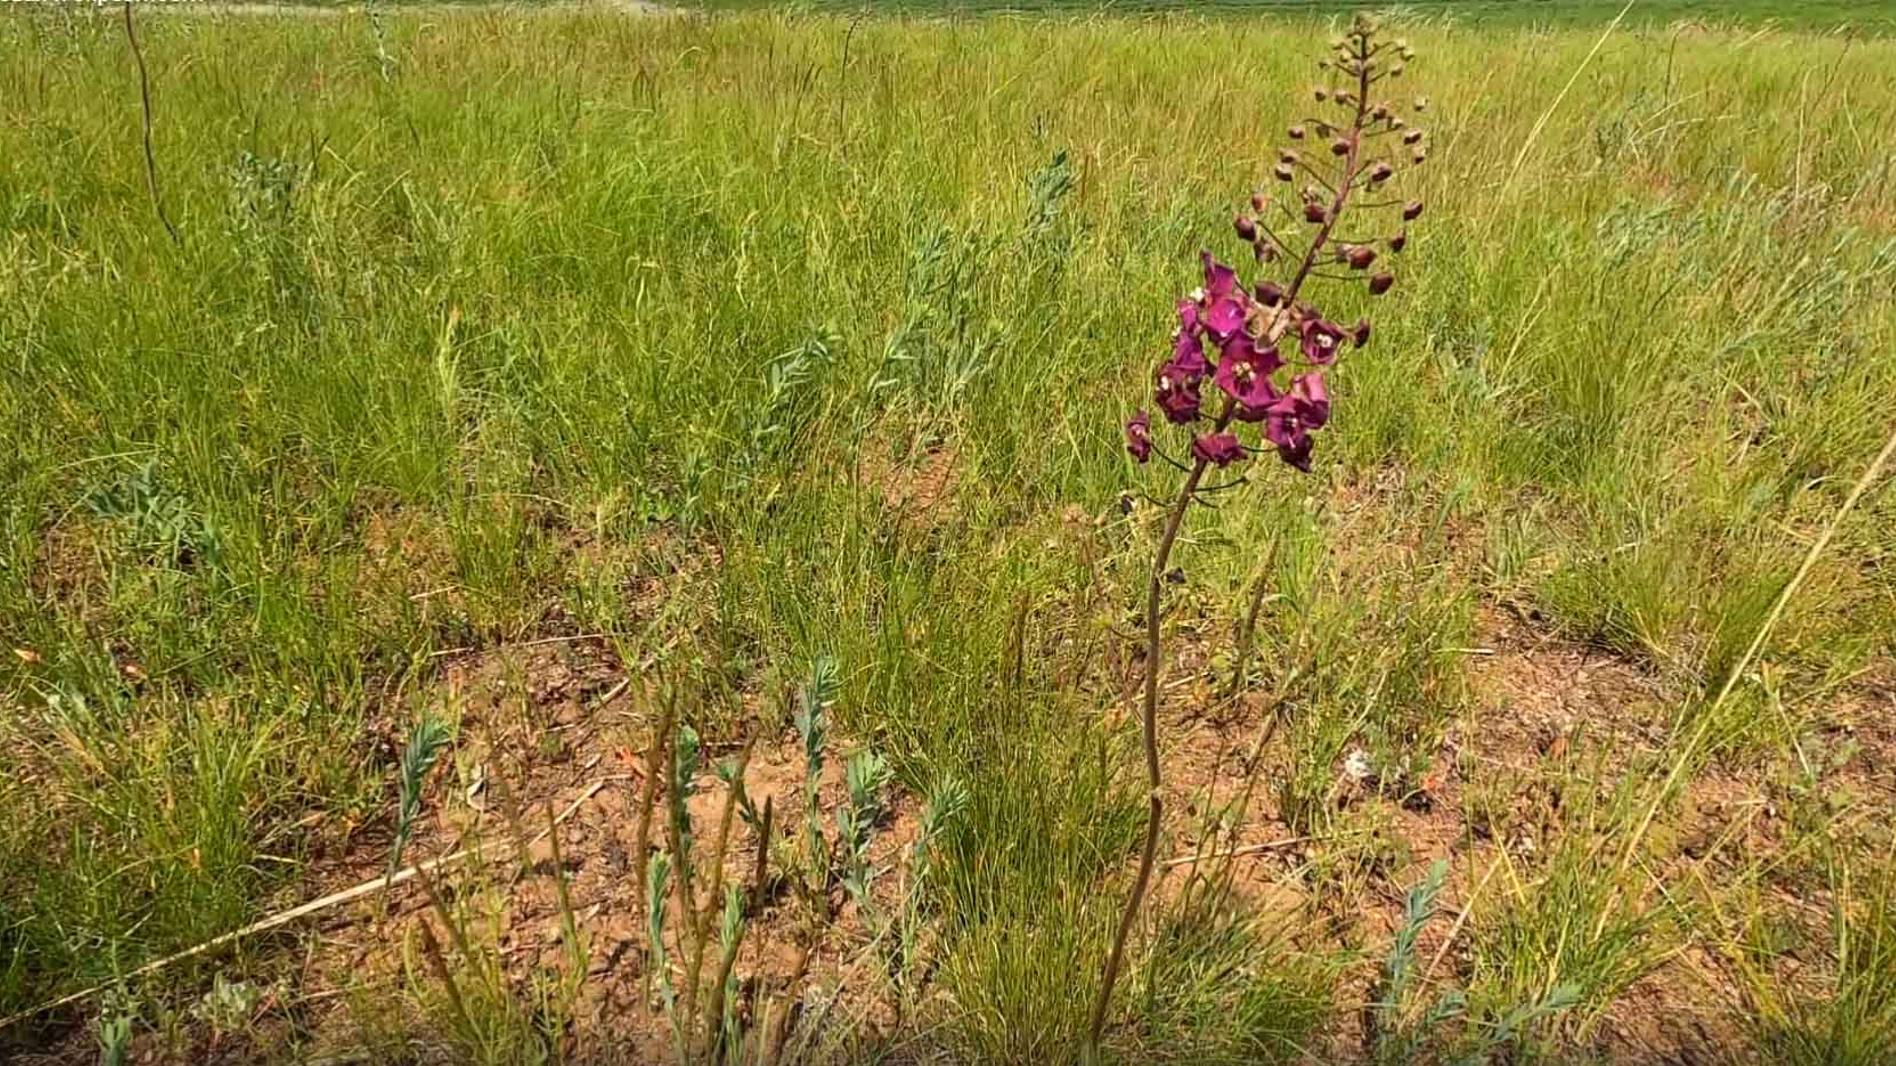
left=676, top=0, right=1896, bottom=31
left=2, top=3, right=1894, bottom=1060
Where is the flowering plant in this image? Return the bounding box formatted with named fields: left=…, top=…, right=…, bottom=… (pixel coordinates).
left=1093, top=14, right=1431, bottom=1047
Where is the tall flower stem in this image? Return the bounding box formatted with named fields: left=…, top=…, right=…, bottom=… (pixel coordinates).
left=1089, top=30, right=1380, bottom=1052
left=1087, top=451, right=1210, bottom=1051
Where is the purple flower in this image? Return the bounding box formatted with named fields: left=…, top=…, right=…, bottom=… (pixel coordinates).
left=1200, top=251, right=1238, bottom=298
left=1177, top=299, right=1200, bottom=333
left=1214, top=335, right=1283, bottom=418
left=1262, top=397, right=1315, bottom=472
left=1290, top=372, right=1329, bottom=429
left=1155, top=364, right=1202, bottom=424
left=1126, top=410, right=1152, bottom=463
left=1300, top=317, right=1345, bottom=365
left=1169, top=330, right=1209, bottom=380
left=1191, top=431, right=1244, bottom=467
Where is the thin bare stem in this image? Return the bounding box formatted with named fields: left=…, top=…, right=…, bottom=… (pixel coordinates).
left=1088, top=449, right=1211, bottom=1048
left=751, top=795, right=776, bottom=913
left=121, top=2, right=179, bottom=245
left=1223, top=558, right=1277, bottom=703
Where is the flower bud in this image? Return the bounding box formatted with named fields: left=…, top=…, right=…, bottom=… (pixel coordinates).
left=1304, top=201, right=1328, bottom=224
left=1255, top=241, right=1279, bottom=263
left=1411, top=148, right=1428, bottom=165
left=1389, top=63, right=1405, bottom=77
left=1273, top=162, right=1294, bottom=182
left=1314, top=87, right=1328, bottom=101
left=1369, top=272, right=1395, bottom=295
left=1345, top=245, right=1376, bottom=270
left=1330, top=137, right=1352, bottom=156
left=1413, top=95, right=1428, bottom=112
left=1251, top=192, right=1268, bottom=213
left=1288, top=123, right=1306, bottom=140
left=1388, top=231, right=1407, bottom=253
left=1255, top=281, right=1285, bottom=307
left=1369, top=161, right=1394, bottom=184
left=1403, top=129, right=1424, bottom=145
left=1234, top=215, right=1258, bottom=241
left=1403, top=200, right=1424, bottom=221
left=1372, top=104, right=1389, bottom=121
left=1391, top=117, right=1406, bottom=130
left=1279, top=148, right=1300, bottom=164
left=1350, top=318, right=1371, bottom=347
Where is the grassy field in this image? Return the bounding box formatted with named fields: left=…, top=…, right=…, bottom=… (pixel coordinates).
left=2, top=3, right=1894, bottom=1062
left=675, top=0, right=1896, bottom=31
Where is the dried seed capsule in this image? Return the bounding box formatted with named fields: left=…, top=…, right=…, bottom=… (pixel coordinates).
left=1369, top=161, right=1394, bottom=184
left=1274, top=162, right=1295, bottom=182
left=1234, top=215, right=1258, bottom=241
left=1279, top=148, right=1300, bottom=164
left=1304, top=201, right=1328, bottom=224
left=1288, top=124, right=1306, bottom=140
left=1314, top=87, right=1329, bottom=101
left=1413, top=95, right=1429, bottom=112
left=1369, top=272, right=1395, bottom=295
left=1388, top=231, right=1408, bottom=253
left=1403, top=129, right=1424, bottom=145
left=1403, top=200, right=1425, bottom=221
left=1330, top=137, right=1352, bottom=156
left=1256, top=280, right=1286, bottom=307
left=1389, top=63, right=1405, bottom=77
left=1346, top=245, right=1377, bottom=270
left=1411, top=148, right=1428, bottom=165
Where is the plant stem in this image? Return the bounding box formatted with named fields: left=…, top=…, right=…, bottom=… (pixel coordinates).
left=1087, top=452, right=1210, bottom=1050
left=121, top=2, right=179, bottom=245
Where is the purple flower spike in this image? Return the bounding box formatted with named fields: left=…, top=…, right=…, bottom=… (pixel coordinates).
left=1191, top=431, right=1245, bottom=467
left=1215, top=335, right=1284, bottom=418
left=1291, top=372, right=1330, bottom=429
left=1155, top=365, right=1203, bottom=424
left=1200, top=251, right=1238, bottom=298
left=1126, top=410, right=1153, bottom=463
left=1300, top=317, right=1345, bottom=365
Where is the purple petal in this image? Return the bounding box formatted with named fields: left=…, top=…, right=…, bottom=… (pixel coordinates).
left=1292, top=372, right=1330, bottom=429
left=1125, top=410, right=1153, bottom=463
left=1204, top=297, right=1247, bottom=341
left=1200, top=251, right=1238, bottom=298
left=1191, top=431, right=1244, bottom=467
